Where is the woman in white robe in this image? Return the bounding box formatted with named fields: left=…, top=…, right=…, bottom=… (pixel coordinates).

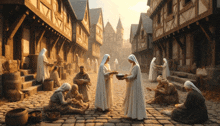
left=36, top=48, right=50, bottom=83
left=94, top=59, right=98, bottom=73
left=162, top=58, right=170, bottom=79
left=113, top=59, right=119, bottom=71
left=123, top=54, right=147, bottom=120
left=149, top=57, right=157, bottom=82
left=87, top=58, right=91, bottom=71
left=95, top=54, right=118, bottom=111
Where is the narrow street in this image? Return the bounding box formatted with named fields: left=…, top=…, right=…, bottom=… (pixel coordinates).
left=0, top=72, right=219, bottom=126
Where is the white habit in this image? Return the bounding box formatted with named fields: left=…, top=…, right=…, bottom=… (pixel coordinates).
left=124, top=54, right=147, bottom=120
left=95, top=54, right=113, bottom=111
left=149, top=57, right=157, bottom=82
left=36, top=48, right=50, bottom=82
left=162, top=58, right=170, bottom=79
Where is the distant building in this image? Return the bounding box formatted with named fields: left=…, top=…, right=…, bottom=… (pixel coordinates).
left=147, top=0, right=220, bottom=86
left=87, top=8, right=104, bottom=62
left=101, top=18, right=131, bottom=70
left=131, top=13, right=153, bottom=73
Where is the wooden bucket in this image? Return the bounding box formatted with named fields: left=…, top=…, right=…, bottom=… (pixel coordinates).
left=43, top=79, right=54, bottom=91
left=5, top=108, right=28, bottom=126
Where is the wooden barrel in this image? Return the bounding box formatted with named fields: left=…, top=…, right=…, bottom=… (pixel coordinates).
left=5, top=108, right=28, bottom=126
left=6, top=90, right=24, bottom=102
left=3, top=72, right=21, bottom=96
left=43, top=79, right=54, bottom=91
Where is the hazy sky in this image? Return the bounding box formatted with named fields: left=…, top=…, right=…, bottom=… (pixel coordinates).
left=89, top=0, right=149, bottom=40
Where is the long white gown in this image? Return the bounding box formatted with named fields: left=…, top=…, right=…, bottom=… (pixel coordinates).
left=95, top=54, right=113, bottom=111
left=36, top=48, right=50, bottom=82
left=124, top=54, right=147, bottom=120
left=162, top=58, right=170, bottom=79
left=149, top=57, right=157, bottom=82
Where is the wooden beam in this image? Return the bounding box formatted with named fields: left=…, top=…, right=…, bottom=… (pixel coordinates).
left=199, top=24, right=213, bottom=43
left=7, top=10, right=28, bottom=39
left=51, top=36, right=60, bottom=48
left=58, top=39, right=66, bottom=53
left=36, top=29, right=46, bottom=46
left=174, top=37, right=184, bottom=50
left=67, top=43, right=75, bottom=53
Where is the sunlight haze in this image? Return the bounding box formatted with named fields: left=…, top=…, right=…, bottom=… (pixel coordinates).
left=89, top=0, right=149, bottom=40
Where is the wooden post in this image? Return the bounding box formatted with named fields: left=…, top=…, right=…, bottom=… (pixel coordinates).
left=36, top=29, right=46, bottom=47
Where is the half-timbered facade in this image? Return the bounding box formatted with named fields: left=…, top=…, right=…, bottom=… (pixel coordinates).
left=71, top=0, right=90, bottom=66
left=87, top=8, right=104, bottom=62
left=133, top=13, right=153, bottom=73
left=147, top=0, right=220, bottom=85
left=0, top=0, right=77, bottom=97
left=130, top=24, right=138, bottom=54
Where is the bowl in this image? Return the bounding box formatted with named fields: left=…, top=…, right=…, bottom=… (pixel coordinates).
left=46, top=112, right=60, bottom=121
left=28, top=110, right=42, bottom=123
left=116, top=74, right=125, bottom=80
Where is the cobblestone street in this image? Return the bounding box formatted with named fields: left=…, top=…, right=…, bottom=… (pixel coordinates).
left=0, top=72, right=220, bottom=126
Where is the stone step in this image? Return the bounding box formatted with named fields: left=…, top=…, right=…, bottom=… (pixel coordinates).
left=21, top=80, right=36, bottom=89
left=169, top=81, right=186, bottom=92
left=21, top=85, right=42, bottom=96
left=167, top=75, right=196, bottom=85
left=20, top=69, right=32, bottom=76
left=170, top=71, right=197, bottom=80
left=21, top=74, right=37, bottom=82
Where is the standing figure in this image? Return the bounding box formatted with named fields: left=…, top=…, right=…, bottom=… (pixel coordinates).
left=95, top=54, right=118, bottom=111
left=50, top=66, right=61, bottom=87
left=122, top=54, right=147, bottom=120
left=114, top=59, right=119, bottom=71
left=94, top=59, right=98, bottom=73
left=91, top=59, right=94, bottom=72
left=86, top=58, right=91, bottom=71
left=36, top=48, right=50, bottom=83
left=149, top=57, right=157, bottom=82
left=73, top=66, right=91, bottom=102
left=161, top=58, right=170, bottom=79
left=75, top=54, right=79, bottom=73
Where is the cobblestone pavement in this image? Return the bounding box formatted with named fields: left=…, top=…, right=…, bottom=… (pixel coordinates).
left=0, top=72, right=220, bottom=126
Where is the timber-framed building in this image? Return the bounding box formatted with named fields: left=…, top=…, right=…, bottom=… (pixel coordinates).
left=147, top=0, right=220, bottom=86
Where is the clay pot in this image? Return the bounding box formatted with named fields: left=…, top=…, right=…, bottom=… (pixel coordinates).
left=5, top=108, right=28, bottom=126
left=43, top=79, right=54, bottom=91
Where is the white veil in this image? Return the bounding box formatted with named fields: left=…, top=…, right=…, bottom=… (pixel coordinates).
left=184, top=81, right=203, bottom=95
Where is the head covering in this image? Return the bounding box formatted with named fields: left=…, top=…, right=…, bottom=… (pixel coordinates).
left=149, top=57, right=157, bottom=81
left=114, top=59, right=118, bottom=64
left=157, top=75, right=162, bottom=82
left=95, top=54, right=110, bottom=110
left=55, top=83, right=71, bottom=93
left=71, top=84, right=78, bottom=92
left=161, top=79, right=169, bottom=85
left=163, top=58, right=170, bottom=77
left=39, top=48, right=47, bottom=56
left=184, top=81, right=202, bottom=95
left=128, top=54, right=139, bottom=66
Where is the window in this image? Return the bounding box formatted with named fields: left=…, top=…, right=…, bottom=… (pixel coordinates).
left=167, top=0, right=173, bottom=15
left=67, top=14, right=69, bottom=23
left=57, top=0, right=61, bottom=13
left=185, top=0, right=191, bottom=4
left=141, top=30, right=144, bottom=39
left=157, top=13, right=161, bottom=24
